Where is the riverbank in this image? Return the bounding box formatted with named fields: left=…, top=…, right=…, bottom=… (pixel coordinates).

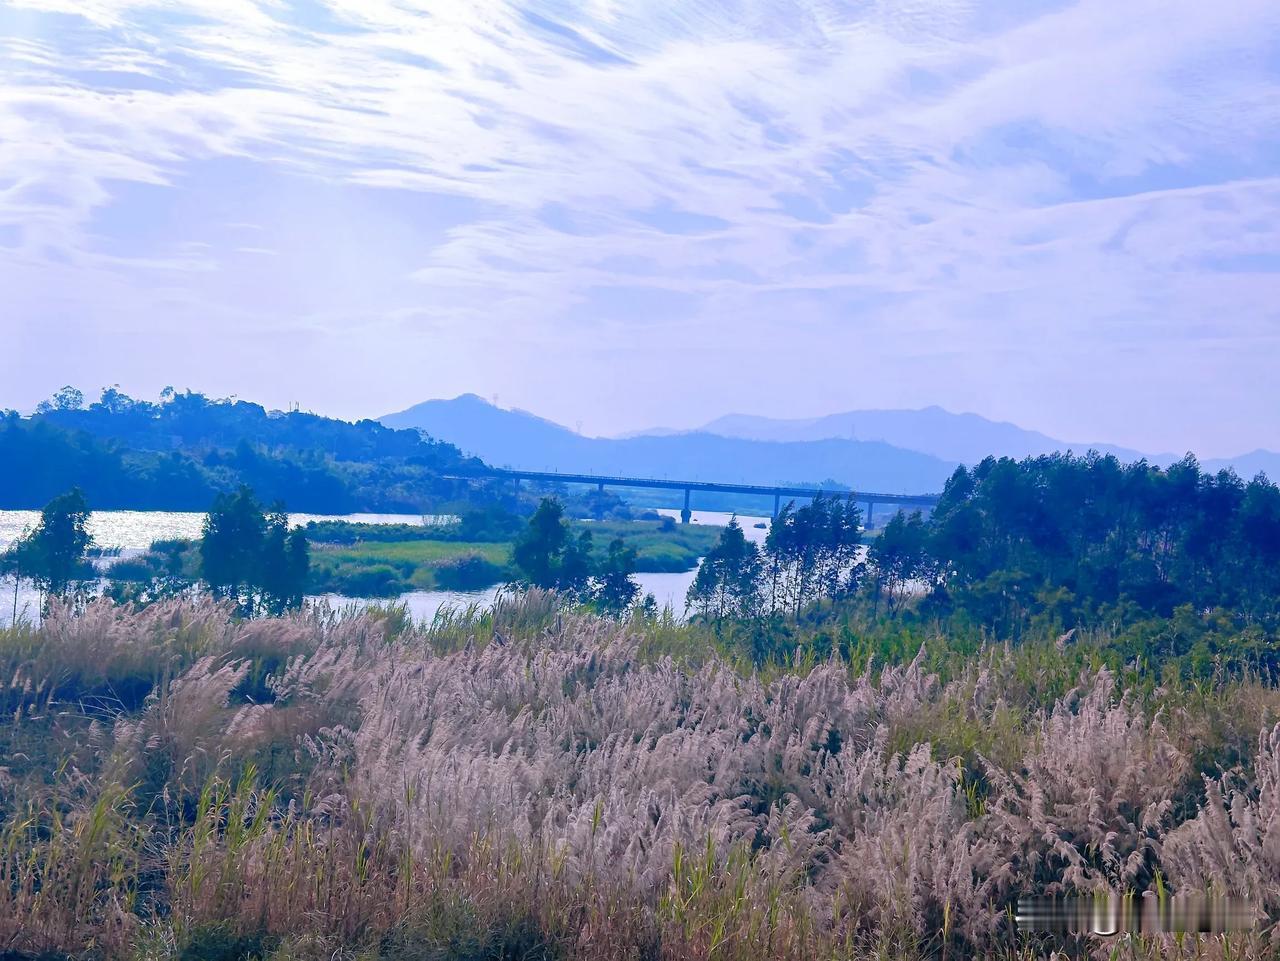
left=100, top=515, right=725, bottom=598
left=288, top=517, right=724, bottom=595
left=1, top=508, right=763, bottom=627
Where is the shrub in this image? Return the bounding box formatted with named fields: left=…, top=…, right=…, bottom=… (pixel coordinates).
left=433, top=553, right=506, bottom=591
left=314, top=563, right=407, bottom=597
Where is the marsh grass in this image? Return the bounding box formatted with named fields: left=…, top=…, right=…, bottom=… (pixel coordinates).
left=3, top=596, right=1280, bottom=960
left=303, top=519, right=723, bottom=597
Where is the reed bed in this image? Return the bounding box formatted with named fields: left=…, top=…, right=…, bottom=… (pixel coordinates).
left=2, top=595, right=1279, bottom=960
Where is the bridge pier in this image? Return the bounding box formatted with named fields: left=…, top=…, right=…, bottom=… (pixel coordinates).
left=773, top=492, right=780, bottom=518
left=681, top=488, right=691, bottom=524
left=597, top=481, right=605, bottom=493
left=864, top=501, right=875, bottom=529
left=512, top=476, right=521, bottom=509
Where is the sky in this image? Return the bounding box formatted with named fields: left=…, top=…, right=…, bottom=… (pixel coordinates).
left=1, top=0, right=1278, bottom=457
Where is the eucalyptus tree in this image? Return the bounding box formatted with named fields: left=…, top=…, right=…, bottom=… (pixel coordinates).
left=764, top=494, right=863, bottom=617
left=868, top=510, right=933, bottom=616
left=686, top=517, right=763, bottom=623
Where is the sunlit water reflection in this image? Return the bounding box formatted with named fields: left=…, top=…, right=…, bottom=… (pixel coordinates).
left=0, top=509, right=772, bottom=627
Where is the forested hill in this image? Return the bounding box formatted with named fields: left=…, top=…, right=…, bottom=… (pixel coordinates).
left=0, top=388, right=490, bottom=512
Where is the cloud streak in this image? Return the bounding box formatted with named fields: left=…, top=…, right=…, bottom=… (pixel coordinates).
left=1, top=0, right=1278, bottom=455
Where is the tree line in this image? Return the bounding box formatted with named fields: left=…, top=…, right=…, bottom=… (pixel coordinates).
left=926, top=452, right=1280, bottom=633
left=11, top=451, right=1280, bottom=645
left=686, top=494, right=864, bottom=622
left=4, top=488, right=645, bottom=620
left=685, top=452, right=1280, bottom=639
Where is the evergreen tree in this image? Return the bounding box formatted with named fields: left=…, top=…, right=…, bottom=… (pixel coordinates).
left=559, top=529, right=595, bottom=596
left=512, top=498, right=569, bottom=590
left=593, top=537, right=640, bottom=616
left=869, top=510, right=932, bottom=615
left=764, top=494, right=862, bottom=616
left=511, top=497, right=597, bottom=598
left=1, top=488, right=93, bottom=603
left=686, top=517, right=762, bottom=623
left=200, top=486, right=267, bottom=612
left=199, top=487, right=309, bottom=616
left=259, top=507, right=311, bottom=615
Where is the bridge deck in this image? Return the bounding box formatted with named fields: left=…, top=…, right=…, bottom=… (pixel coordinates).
left=461, top=467, right=940, bottom=507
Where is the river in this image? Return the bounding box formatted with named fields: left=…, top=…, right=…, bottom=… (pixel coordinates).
left=0, top=508, right=771, bottom=627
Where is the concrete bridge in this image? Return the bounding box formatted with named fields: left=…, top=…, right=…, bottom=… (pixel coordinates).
left=467, top=467, right=941, bottom=525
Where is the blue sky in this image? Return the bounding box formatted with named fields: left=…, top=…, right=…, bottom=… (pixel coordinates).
left=1, top=0, right=1278, bottom=456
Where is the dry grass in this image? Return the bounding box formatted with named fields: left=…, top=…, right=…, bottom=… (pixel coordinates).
left=1, top=596, right=1279, bottom=960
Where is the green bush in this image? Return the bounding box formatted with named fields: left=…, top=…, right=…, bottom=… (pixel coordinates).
left=317, top=563, right=408, bottom=597
left=433, top=554, right=507, bottom=591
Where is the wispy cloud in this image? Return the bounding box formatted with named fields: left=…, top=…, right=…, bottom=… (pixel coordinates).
left=1, top=0, right=1278, bottom=453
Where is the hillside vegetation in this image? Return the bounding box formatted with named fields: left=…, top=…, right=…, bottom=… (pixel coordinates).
left=1, top=387, right=489, bottom=512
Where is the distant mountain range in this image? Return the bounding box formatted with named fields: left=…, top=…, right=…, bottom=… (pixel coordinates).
left=689, top=407, right=1154, bottom=465
left=382, top=395, right=1280, bottom=493
left=381, top=395, right=958, bottom=494
left=1208, top=449, right=1280, bottom=480
left=635, top=408, right=1280, bottom=480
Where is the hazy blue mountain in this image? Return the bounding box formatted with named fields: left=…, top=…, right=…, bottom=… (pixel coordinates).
left=383, top=394, right=578, bottom=464
left=701, top=410, right=1280, bottom=476
left=694, top=407, right=1153, bottom=465
left=382, top=395, right=958, bottom=493
left=1205, top=449, right=1280, bottom=480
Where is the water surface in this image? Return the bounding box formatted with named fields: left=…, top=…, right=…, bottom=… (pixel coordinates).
left=0, top=509, right=770, bottom=628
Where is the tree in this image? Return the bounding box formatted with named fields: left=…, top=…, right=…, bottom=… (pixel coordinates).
left=510, top=497, right=596, bottom=598
left=686, top=517, right=762, bottom=623
left=593, top=537, right=640, bottom=616
left=512, top=498, right=570, bottom=590
left=34, top=385, right=85, bottom=415
left=53, top=385, right=85, bottom=411
left=2, top=488, right=93, bottom=604
left=201, top=486, right=267, bottom=611
left=199, top=486, right=310, bottom=616
left=93, top=385, right=139, bottom=415
left=559, top=529, right=595, bottom=596
left=764, top=494, right=862, bottom=617
left=259, top=507, right=311, bottom=615
left=868, top=510, right=932, bottom=615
